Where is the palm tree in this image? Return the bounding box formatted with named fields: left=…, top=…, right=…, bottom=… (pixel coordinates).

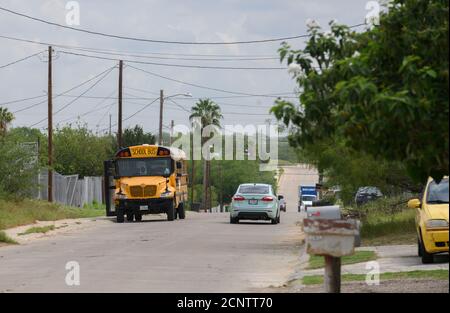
left=0, top=107, right=14, bottom=136
left=189, top=99, right=223, bottom=212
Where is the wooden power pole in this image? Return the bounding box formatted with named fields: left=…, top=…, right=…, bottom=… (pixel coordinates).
left=117, top=60, right=123, bottom=148
left=189, top=127, right=195, bottom=210
left=158, top=89, right=164, bottom=145
left=109, top=114, right=112, bottom=136
left=169, top=119, right=174, bottom=146
left=47, top=46, right=53, bottom=202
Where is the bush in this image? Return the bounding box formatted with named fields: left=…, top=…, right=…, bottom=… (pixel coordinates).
left=0, top=135, right=39, bottom=196
left=355, top=196, right=417, bottom=243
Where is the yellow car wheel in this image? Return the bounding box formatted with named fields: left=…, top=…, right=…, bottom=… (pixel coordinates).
left=419, top=232, right=434, bottom=264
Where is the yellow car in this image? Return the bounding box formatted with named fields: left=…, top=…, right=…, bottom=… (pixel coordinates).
left=408, top=176, right=449, bottom=264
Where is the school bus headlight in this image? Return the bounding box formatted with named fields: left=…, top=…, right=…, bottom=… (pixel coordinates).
left=160, top=191, right=173, bottom=198
left=115, top=193, right=128, bottom=200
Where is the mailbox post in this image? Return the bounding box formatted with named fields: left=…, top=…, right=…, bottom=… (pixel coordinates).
left=303, top=218, right=359, bottom=293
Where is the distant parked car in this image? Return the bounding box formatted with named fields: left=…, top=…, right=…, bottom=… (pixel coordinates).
left=230, top=183, right=280, bottom=224
left=278, top=195, right=286, bottom=212
left=354, top=186, right=383, bottom=206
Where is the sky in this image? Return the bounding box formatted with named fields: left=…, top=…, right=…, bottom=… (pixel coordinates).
left=0, top=0, right=369, bottom=135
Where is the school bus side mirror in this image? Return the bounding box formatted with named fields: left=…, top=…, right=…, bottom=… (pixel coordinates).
left=176, top=162, right=183, bottom=170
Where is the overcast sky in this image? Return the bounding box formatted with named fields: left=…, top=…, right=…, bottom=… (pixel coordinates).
left=0, top=0, right=369, bottom=134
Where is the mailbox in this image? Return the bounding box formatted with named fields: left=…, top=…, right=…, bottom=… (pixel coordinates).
left=303, top=219, right=359, bottom=257
left=306, top=205, right=341, bottom=220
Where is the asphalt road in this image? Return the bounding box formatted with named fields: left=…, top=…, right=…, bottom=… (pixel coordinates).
left=0, top=166, right=312, bottom=293
left=278, top=165, right=319, bottom=213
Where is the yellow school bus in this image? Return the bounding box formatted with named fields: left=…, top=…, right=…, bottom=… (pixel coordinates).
left=104, top=145, right=188, bottom=223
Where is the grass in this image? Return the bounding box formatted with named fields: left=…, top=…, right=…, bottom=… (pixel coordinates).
left=302, top=270, right=449, bottom=285
left=346, top=196, right=418, bottom=245
left=360, top=209, right=416, bottom=245
left=0, top=197, right=104, bottom=231
left=0, top=231, right=18, bottom=244
left=307, top=251, right=377, bottom=269
left=18, top=225, right=56, bottom=236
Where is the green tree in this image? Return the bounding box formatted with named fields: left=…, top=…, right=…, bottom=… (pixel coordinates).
left=189, top=99, right=223, bottom=211
left=298, top=138, right=421, bottom=204
left=0, top=107, right=14, bottom=136
left=114, top=125, right=156, bottom=151
left=8, top=127, right=48, bottom=167
left=0, top=133, right=38, bottom=196
left=53, top=124, right=114, bottom=177
left=272, top=0, right=449, bottom=182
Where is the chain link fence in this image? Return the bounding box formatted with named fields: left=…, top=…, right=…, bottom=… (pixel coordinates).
left=37, top=170, right=103, bottom=207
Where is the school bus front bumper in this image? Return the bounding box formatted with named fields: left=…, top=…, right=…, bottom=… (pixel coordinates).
left=118, top=198, right=173, bottom=214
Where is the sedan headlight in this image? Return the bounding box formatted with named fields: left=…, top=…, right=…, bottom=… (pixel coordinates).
left=426, top=219, right=449, bottom=229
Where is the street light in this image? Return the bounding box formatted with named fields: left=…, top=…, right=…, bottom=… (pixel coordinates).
left=158, top=90, right=192, bottom=145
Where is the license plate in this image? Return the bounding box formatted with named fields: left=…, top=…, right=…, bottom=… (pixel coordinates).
left=140, top=205, right=148, bottom=211
left=248, top=199, right=258, bottom=205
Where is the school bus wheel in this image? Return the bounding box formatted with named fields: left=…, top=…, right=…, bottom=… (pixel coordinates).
left=117, top=209, right=125, bottom=223
left=167, top=201, right=175, bottom=221
left=135, top=213, right=142, bottom=222
left=178, top=203, right=186, bottom=220
left=126, top=212, right=134, bottom=222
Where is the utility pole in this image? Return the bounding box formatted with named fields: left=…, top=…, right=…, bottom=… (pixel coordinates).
left=189, top=125, right=195, bottom=210
left=118, top=60, right=123, bottom=148
left=109, top=114, right=112, bottom=136
left=158, top=89, right=164, bottom=145
left=169, top=119, right=174, bottom=146
left=47, top=46, right=53, bottom=203
left=219, top=159, right=223, bottom=212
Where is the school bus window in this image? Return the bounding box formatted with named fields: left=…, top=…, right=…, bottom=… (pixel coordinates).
left=116, top=157, right=172, bottom=177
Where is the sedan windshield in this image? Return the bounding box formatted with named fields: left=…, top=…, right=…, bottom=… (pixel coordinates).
left=116, top=157, right=172, bottom=177
left=239, top=185, right=270, bottom=194
left=427, top=178, right=449, bottom=204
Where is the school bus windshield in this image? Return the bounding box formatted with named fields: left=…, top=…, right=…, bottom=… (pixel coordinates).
left=116, top=157, right=172, bottom=177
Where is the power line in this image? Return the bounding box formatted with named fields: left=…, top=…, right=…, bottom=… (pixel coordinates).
left=55, top=93, right=298, bottom=101
left=58, top=89, right=117, bottom=124
left=166, top=98, right=191, bottom=113
left=65, top=46, right=279, bottom=62
left=0, top=94, right=46, bottom=106
left=54, top=67, right=115, bottom=115
left=13, top=65, right=116, bottom=114
left=123, top=98, right=159, bottom=122
left=0, top=50, right=44, bottom=69
left=58, top=101, right=115, bottom=124
left=124, top=86, right=160, bottom=96
left=127, top=65, right=297, bottom=98
left=13, top=98, right=48, bottom=114
left=6, top=90, right=296, bottom=111
left=28, top=66, right=115, bottom=127
left=0, top=34, right=278, bottom=58
left=165, top=102, right=273, bottom=116
left=101, top=97, right=160, bottom=132
left=0, top=6, right=316, bottom=45
left=58, top=50, right=285, bottom=70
